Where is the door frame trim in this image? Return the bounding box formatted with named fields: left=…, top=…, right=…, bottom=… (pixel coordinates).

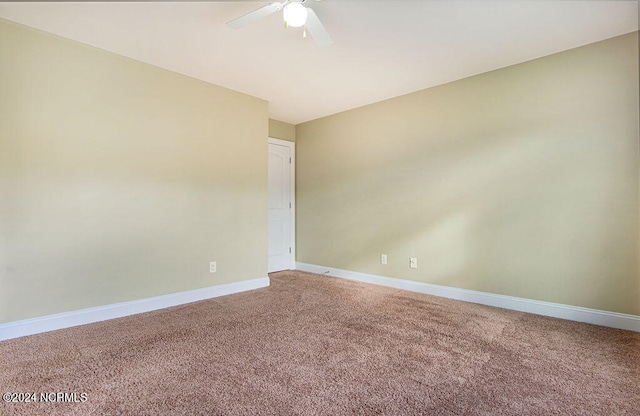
left=268, top=138, right=295, bottom=271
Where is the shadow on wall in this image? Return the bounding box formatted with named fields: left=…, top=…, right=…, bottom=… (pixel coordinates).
left=300, top=116, right=637, bottom=313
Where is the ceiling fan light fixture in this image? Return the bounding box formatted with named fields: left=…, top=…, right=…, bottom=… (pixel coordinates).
left=283, top=2, right=308, bottom=28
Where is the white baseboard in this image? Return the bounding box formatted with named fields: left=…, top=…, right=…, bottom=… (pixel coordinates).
left=0, top=277, right=270, bottom=341
left=296, top=262, right=640, bottom=332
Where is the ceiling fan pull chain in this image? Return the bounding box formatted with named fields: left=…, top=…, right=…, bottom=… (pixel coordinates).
left=303, top=27, right=307, bottom=39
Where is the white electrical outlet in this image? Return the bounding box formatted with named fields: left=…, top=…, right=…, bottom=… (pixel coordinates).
left=409, top=257, right=418, bottom=269
left=209, top=261, right=217, bottom=273
left=381, top=254, right=388, bottom=265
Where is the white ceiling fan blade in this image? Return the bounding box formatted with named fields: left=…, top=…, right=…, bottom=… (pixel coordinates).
left=227, top=2, right=283, bottom=30
left=305, top=8, right=332, bottom=48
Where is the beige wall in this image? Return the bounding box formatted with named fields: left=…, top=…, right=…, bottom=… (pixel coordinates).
left=0, top=19, right=269, bottom=323
left=296, top=32, right=640, bottom=315
left=269, top=119, right=296, bottom=142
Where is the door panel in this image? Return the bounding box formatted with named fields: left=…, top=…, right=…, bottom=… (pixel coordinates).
left=268, top=222, right=284, bottom=256
left=268, top=142, right=292, bottom=272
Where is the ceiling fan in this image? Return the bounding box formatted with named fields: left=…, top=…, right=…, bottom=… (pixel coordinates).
left=227, top=0, right=332, bottom=48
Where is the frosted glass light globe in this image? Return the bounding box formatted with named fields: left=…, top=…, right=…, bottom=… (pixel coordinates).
left=283, top=2, right=308, bottom=28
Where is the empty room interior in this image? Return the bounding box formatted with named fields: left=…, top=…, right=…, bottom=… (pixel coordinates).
left=0, top=0, right=639, bottom=414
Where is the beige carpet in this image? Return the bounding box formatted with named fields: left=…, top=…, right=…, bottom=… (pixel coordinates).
left=1, top=270, right=639, bottom=415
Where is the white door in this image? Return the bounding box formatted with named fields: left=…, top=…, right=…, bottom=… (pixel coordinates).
left=268, top=139, right=294, bottom=272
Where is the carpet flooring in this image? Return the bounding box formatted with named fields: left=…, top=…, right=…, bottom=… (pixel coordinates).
left=0, top=270, right=639, bottom=415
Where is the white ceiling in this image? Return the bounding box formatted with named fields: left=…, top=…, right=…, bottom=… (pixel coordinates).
left=0, top=1, right=638, bottom=124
